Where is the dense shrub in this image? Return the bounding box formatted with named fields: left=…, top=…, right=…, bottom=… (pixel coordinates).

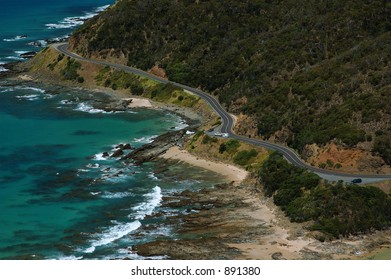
left=260, top=152, right=391, bottom=238
left=60, top=58, right=82, bottom=81
left=233, top=149, right=258, bottom=166
left=219, top=139, right=240, bottom=154
left=373, top=134, right=391, bottom=165
left=72, top=0, right=391, bottom=162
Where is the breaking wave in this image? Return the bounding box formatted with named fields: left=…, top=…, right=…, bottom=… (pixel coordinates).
left=84, top=186, right=162, bottom=254
left=45, top=5, right=110, bottom=30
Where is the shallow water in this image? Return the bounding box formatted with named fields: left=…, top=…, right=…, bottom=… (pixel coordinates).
left=0, top=83, right=224, bottom=259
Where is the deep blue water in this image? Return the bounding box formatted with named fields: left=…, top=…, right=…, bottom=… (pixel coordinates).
left=0, top=1, right=224, bottom=259
left=0, top=0, right=113, bottom=68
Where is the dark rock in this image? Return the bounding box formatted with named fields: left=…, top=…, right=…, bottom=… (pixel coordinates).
left=272, top=252, right=284, bottom=260
left=115, top=143, right=133, bottom=150
left=19, top=51, right=37, bottom=59
left=103, top=99, right=133, bottom=112
left=102, top=152, right=110, bottom=157
left=123, top=143, right=133, bottom=150
left=122, top=129, right=187, bottom=163
left=111, top=149, right=124, bottom=158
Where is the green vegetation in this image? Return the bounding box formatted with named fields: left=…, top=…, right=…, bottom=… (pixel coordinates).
left=260, top=152, right=391, bottom=238
left=47, top=54, right=65, bottom=71
left=96, top=66, right=145, bottom=94
left=233, top=149, right=258, bottom=166
left=71, top=0, right=391, bottom=163
left=202, top=134, right=218, bottom=145
left=219, top=139, right=241, bottom=154
left=60, top=58, right=83, bottom=82
left=373, top=132, right=391, bottom=165
left=189, top=130, right=205, bottom=148
left=95, top=67, right=201, bottom=107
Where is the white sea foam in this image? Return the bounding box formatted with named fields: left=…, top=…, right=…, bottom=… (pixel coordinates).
left=173, top=120, right=188, bottom=130
left=6, top=56, right=26, bottom=61
left=16, top=86, right=46, bottom=93
left=74, top=102, right=108, bottom=114
left=131, top=186, right=162, bottom=220
left=102, top=174, right=131, bottom=183
left=77, top=168, right=90, bottom=173
left=14, top=50, right=29, bottom=55
left=3, top=35, right=27, bottom=42
left=86, top=163, right=100, bottom=168
left=55, top=255, right=83, bottom=260
left=43, top=94, right=55, bottom=99
left=0, top=86, right=14, bottom=93
left=90, top=191, right=101, bottom=196
left=83, top=186, right=162, bottom=254
left=16, top=94, right=39, bottom=101
left=84, top=220, right=142, bottom=253
left=49, top=35, right=70, bottom=43
left=28, top=40, right=48, bottom=47
left=115, top=249, right=144, bottom=260
left=95, top=5, right=111, bottom=12
left=101, top=191, right=133, bottom=199
left=148, top=172, right=159, bottom=181
left=60, top=99, right=74, bottom=105
left=0, top=86, right=46, bottom=94
left=93, top=153, right=108, bottom=161
left=0, top=66, right=8, bottom=72
left=133, top=135, right=158, bottom=144
left=46, top=5, right=110, bottom=30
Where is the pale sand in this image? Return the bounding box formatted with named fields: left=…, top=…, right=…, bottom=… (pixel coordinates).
left=125, top=97, right=153, bottom=108
left=18, top=74, right=34, bottom=81
left=227, top=195, right=314, bottom=259
left=160, top=147, right=312, bottom=259
left=160, top=146, right=249, bottom=185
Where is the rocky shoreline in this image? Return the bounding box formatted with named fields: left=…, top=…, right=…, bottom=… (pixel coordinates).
left=130, top=170, right=391, bottom=260
left=131, top=180, right=268, bottom=259
left=3, top=59, right=391, bottom=260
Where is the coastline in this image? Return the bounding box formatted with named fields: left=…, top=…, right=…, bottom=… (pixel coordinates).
left=4, top=52, right=391, bottom=260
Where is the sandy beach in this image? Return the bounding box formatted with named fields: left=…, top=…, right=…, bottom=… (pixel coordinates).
left=124, top=97, right=153, bottom=108
left=160, top=146, right=249, bottom=185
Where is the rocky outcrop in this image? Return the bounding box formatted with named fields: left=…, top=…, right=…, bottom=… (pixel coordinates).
left=111, top=143, right=134, bottom=158
left=122, top=129, right=188, bottom=164
left=19, top=52, right=37, bottom=59
left=95, top=99, right=133, bottom=112
left=149, top=65, right=167, bottom=79
left=233, top=113, right=258, bottom=138
left=132, top=183, right=264, bottom=260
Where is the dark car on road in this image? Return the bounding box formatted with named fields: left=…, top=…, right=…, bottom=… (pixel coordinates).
left=351, top=178, right=362, bottom=184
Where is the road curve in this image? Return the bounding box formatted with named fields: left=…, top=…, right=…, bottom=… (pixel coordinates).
left=54, top=43, right=391, bottom=183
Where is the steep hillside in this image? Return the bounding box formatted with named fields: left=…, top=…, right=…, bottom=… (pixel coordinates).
left=69, top=0, right=391, bottom=170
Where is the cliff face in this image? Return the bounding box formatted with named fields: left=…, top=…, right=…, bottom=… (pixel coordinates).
left=69, top=0, right=391, bottom=167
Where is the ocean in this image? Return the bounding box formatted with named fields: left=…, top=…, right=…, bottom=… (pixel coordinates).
left=0, top=0, right=112, bottom=66
left=0, top=1, right=223, bottom=259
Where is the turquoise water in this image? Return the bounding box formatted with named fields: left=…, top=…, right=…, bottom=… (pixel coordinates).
left=0, top=83, right=222, bottom=259
left=0, top=0, right=224, bottom=259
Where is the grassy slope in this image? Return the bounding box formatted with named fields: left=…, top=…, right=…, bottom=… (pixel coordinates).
left=25, top=47, right=217, bottom=124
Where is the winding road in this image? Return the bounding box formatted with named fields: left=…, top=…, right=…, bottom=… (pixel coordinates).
left=54, top=43, right=391, bottom=184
